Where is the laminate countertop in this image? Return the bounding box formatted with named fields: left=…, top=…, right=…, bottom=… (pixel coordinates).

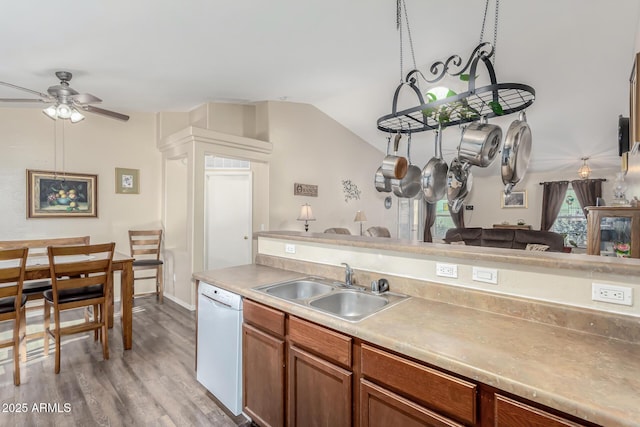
left=193, top=264, right=640, bottom=427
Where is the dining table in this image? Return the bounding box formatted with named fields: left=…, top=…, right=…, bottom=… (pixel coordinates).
left=0, top=237, right=135, bottom=350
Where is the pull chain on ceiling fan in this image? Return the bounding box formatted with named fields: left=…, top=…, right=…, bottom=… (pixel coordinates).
left=0, top=71, right=129, bottom=122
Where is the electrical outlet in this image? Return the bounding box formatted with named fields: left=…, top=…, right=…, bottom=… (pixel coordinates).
left=592, top=283, right=632, bottom=306
left=465, top=205, right=474, bottom=210
left=436, top=263, right=458, bottom=278
left=472, top=267, right=498, bottom=284
left=285, top=244, right=296, bottom=254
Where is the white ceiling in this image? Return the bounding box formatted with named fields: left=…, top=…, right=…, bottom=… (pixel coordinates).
left=1, top=1, right=639, bottom=177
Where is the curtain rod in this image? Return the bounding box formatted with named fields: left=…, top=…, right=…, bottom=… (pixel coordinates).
left=539, top=178, right=607, bottom=185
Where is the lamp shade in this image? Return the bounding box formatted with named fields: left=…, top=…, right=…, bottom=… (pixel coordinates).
left=297, top=204, right=315, bottom=221
left=354, top=210, right=367, bottom=222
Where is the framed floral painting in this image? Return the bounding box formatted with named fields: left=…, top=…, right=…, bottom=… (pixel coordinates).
left=27, top=170, right=98, bottom=218
left=115, top=167, right=139, bottom=194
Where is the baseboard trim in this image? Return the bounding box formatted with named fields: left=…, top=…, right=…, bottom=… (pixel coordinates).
left=163, top=293, right=195, bottom=311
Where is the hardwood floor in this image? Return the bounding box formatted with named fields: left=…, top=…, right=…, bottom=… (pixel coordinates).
left=0, top=296, right=247, bottom=426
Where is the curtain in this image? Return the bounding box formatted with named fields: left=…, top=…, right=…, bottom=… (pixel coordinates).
left=571, top=179, right=604, bottom=217
left=450, top=204, right=465, bottom=229
left=423, top=201, right=437, bottom=242
left=540, top=181, right=569, bottom=231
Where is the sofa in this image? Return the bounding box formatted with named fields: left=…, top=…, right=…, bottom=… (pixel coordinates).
left=444, top=227, right=565, bottom=252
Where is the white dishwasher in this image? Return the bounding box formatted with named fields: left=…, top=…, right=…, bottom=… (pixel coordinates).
left=197, top=281, right=243, bottom=416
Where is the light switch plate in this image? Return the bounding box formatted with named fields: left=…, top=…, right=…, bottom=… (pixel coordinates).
left=285, top=243, right=296, bottom=254
left=472, top=267, right=498, bottom=284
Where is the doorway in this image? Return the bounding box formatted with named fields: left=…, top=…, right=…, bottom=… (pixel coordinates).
left=204, top=170, right=253, bottom=270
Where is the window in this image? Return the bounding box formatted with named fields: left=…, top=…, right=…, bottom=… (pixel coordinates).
left=433, top=199, right=455, bottom=240
left=551, top=187, right=587, bottom=247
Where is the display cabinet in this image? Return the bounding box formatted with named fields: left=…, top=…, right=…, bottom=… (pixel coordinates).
left=586, top=207, right=640, bottom=258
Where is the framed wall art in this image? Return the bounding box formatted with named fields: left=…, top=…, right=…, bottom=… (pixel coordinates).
left=501, top=190, right=527, bottom=208
left=27, top=170, right=98, bottom=218
left=115, top=167, right=139, bottom=194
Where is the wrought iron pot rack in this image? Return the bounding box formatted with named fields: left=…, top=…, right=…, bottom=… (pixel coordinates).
left=377, top=42, right=535, bottom=134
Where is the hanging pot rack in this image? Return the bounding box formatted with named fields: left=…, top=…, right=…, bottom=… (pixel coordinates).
left=377, top=42, right=535, bottom=134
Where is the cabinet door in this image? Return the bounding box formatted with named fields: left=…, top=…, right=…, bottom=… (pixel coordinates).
left=243, top=323, right=285, bottom=427
left=288, top=345, right=352, bottom=427
left=360, top=379, right=464, bottom=427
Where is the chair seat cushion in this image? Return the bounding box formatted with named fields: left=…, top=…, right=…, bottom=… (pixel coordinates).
left=43, top=285, right=104, bottom=304
left=0, top=295, right=27, bottom=314
left=22, top=280, right=52, bottom=295
left=133, top=259, right=163, bottom=267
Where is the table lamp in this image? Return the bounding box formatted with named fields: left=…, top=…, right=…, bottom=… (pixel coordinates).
left=297, top=204, right=316, bottom=232
left=354, top=210, right=367, bottom=236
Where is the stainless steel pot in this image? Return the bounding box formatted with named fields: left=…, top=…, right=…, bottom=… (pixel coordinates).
left=447, top=158, right=473, bottom=213
left=391, top=133, right=421, bottom=198
left=421, top=128, right=449, bottom=204
left=458, top=116, right=502, bottom=168
left=374, top=136, right=392, bottom=192
left=501, top=111, right=532, bottom=194
left=381, top=133, right=408, bottom=179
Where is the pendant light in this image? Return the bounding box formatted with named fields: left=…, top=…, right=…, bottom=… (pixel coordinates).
left=577, top=157, right=591, bottom=179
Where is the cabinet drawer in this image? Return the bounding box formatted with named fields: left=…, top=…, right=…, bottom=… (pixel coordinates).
left=243, top=299, right=285, bottom=338
left=289, top=316, right=352, bottom=368
left=361, top=344, right=477, bottom=425
left=495, top=394, right=584, bottom=427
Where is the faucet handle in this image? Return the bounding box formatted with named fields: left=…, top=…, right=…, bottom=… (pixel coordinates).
left=370, top=280, right=379, bottom=292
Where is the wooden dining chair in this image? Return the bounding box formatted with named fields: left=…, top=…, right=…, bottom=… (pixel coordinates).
left=43, top=242, right=115, bottom=374
left=0, top=247, right=28, bottom=385
left=128, top=230, right=163, bottom=303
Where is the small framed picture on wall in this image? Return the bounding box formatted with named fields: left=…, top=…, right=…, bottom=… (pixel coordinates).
left=115, top=168, right=140, bottom=194
left=501, top=190, right=527, bottom=208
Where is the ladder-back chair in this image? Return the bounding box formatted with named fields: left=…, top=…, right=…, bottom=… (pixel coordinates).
left=128, top=230, right=163, bottom=303
left=0, top=247, right=28, bottom=385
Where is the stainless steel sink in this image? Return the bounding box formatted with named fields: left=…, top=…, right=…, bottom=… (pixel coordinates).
left=309, top=291, right=388, bottom=321
left=262, top=279, right=334, bottom=300
left=254, top=276, right=409, bottom=322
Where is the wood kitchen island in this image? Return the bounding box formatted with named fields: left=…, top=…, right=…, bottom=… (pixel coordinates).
left=194, top=231, right=640, bottom=427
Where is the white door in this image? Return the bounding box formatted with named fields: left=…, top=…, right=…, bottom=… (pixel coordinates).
left=205, top=171, right=252, bottom=270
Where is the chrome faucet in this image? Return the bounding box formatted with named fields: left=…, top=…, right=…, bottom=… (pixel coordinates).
left=341, top=263, right=353, bottom=287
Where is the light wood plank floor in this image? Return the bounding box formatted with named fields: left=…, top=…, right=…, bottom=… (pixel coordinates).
left=0, top=297, right=248, bottom=426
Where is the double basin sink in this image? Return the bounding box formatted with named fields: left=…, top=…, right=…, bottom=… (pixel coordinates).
left=254, top=277, right=409, bottom=322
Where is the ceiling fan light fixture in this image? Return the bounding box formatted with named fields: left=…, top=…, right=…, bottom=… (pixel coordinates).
left=70, top=109, right=85, bottom=123
left=42, top=105, right=57, bottom=120
left=56, top=104, right=73, bottom=119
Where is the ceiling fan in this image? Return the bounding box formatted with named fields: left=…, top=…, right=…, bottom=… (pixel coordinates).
left=0, top=71, right=129, bottom=122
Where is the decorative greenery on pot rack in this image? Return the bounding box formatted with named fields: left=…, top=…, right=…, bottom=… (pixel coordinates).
left=377, top=42, right=535, bottom=134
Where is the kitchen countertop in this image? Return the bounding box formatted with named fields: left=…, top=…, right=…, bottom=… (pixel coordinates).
left=194, top=264, right=640, bottom=427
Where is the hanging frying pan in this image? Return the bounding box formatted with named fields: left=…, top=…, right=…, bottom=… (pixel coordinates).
left=421, top=127, right=449, bottom=203
left=501, top=111, right=532, bottom=194
left=391, top=132, right=421, bottom=198
left=374, top=136, right=392, bottom=192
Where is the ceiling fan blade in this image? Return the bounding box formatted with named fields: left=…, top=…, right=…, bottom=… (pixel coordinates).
left=71, top=93, right=102, bottom=104
left=81, top=105, right=129, bottom=121
left=0, top=98, right=48, bottom=103
left=0, top=81, right=52, bottom=100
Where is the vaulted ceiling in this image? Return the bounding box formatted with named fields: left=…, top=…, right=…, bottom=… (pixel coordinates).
left=1, top=1, right=639, bottom=177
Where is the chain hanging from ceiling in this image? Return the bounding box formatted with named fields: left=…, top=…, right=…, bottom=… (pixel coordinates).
left=377, top=0, right=535, bottom=134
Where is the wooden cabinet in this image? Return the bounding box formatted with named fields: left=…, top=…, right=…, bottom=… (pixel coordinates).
left=242, top=300, right=286, bottom=427
left=288, top=316, right=353, bottom=427
left=360, top=344, right=476, bottom=426
left=586, top=206, right=640, bottom=258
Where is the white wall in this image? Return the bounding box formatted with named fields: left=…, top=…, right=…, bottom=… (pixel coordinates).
left=265, top=101, right=397, bottom=236
left=0, top=107, right=161, bottom=299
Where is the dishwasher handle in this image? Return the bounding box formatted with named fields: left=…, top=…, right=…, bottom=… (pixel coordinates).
left=200, top=292, right=233, bottom=309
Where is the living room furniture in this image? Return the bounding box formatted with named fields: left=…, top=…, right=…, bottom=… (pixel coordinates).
left=585, top=206, right=640, bottom=258
left=444, top=228, right=565, bottom=252
left=324, top=228, right=351, bottom=235
left=364, top=226, right=391, bottom=238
